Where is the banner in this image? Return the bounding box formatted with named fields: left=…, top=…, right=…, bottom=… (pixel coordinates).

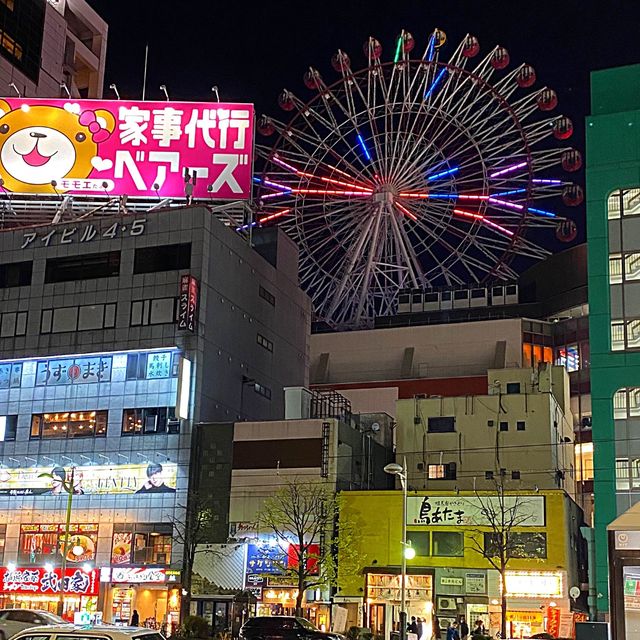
left=407, top=495, right=545, bottom=526
left=0, top=462, right=177, bottom=496
left=0, top=567, right=99, bottom=595
left=0, top=98, right=254, bottom=199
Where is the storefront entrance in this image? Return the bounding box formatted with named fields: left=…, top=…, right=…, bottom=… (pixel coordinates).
left=609, top=523, right=640, bottom=638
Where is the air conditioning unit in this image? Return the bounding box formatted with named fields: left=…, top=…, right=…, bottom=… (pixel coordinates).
left=437, top=597, right=457, bottom=611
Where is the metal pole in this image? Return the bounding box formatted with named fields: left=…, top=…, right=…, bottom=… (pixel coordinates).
left=400, top=456, right=407, bottom=640
left=57, top=466, right=74, bottom=617
left=142, top=44, right=149, bottom=101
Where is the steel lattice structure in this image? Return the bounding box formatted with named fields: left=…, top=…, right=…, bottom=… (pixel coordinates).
left=251, top=29, right=583, bottom=328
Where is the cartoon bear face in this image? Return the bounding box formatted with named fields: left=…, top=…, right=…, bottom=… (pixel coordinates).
left=0, top=100, right=116, bottom=194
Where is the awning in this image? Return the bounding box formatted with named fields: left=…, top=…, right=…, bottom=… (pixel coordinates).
left=608, top=501, right=640, bottom=531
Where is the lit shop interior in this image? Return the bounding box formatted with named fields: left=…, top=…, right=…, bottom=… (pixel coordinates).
left=365, top=573, right=434, bottom=638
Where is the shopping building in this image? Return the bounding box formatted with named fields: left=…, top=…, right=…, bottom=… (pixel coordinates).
left=0, top=0, right=107, bottom=99
left=586, top=63, right=640, bottom=636
left=337, top=490, right=587, bottom=640
left=0, top=206, right=310, bottom=628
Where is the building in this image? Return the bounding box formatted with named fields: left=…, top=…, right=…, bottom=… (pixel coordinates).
left=310, top=244, right=594, bottom=522
left=337, top=489, right=587, bottom=640
left=395, top=365, right=575, bottom=495
left=0, top=0, right=107, bottom=99
left=188, top=388, right=393, bottom=631
left=586, top=63, right=640, bottom=635
left=0, top=206, right=309, bottom=627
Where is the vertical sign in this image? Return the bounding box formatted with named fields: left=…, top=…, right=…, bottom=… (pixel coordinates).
left=178, top=275, right=198, bottom=332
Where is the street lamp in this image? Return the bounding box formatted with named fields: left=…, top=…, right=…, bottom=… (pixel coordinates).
left=384, top=458, right=408, bottom=640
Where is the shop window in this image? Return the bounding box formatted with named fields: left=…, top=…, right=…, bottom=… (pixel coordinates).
left=259, top=285, right=276, bottom=306
left=0, top=415, right=17, bottom=441
left=112, top=524, right=173, bottom=566
left=122, top=407, right=179, bottom=435
left=575, top=442, right=594, bottom=482
left=427, top=463, right=456, bottom=480
left=427, top=416, right=455, bottom=433
left=432, top=531, right=463, bottom=557
left=484, top=532, right=547, bottom=559
left=126, top=351, right=179, bottom=380
left=30, top=411, right=107, bottom=439
left=45, top=251, right=120, bottom=283
left=406, top=531, right=430, bottom=556
left=133, top=243, right=191, bottom=274
left=18, top=524, right=97, bottom=566
left=0, top=260, right=32, bottom=288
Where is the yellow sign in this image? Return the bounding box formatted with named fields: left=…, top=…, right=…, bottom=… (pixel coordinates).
left=506, top=611, right=543, bottom=624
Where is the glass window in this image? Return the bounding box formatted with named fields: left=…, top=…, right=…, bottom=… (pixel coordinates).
left=516, top=421, right=526, bottom=431
left=612, top=322, right=625, bottom=351
left=625, top=253, right=640, bottom=281
left=149, top=298, right=175, bottom=324
left=133, top=244, right=191, bottom=274
left=122, top=407, right=175, bottom=435
left=18, top=524, right=98, bottom=566
left=0, top=260, right=33, bottom=288
left=30, top=411, right=107, bottom=439
left=610, top=254, right=622, bottom=284
left=406, top=531, right=430, bottom=556
left=575, top=442, right=594, bottom=482
left=78, top=305, right=104, bottom=331
left=259, top=285, right=276, bottom=306
left=0, top=415, right=17, bottom=441
left=617, top=458, right=630, bottom=491
left=484, top=532, right=546, bottom=558
left=113, top=524, right=172, bottom=566
left=52, top=307, right=78, bottom=333
left=427, top=417, right=455, bottom=433
left=427, top=463, right=456, bottom=480
left=432, top=531, right=463, bottom=557
left=45, top=251, right=120, bottom=283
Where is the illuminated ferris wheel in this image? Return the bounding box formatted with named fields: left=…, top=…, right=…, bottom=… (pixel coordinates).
left=252, top=28, right=583, bottom=328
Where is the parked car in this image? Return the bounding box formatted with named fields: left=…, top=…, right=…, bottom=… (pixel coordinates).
left=0, top=610, right=65, bottom=640
left=10, top=625, right=164, bottom=640
left=240, top=617, right=344, bottom=640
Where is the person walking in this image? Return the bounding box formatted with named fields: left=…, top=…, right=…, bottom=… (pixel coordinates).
left=416, top=617, right=424, bottom=640
left=446, top=621, right=460, bottom=640
left=409, top=617, right=419, bottom=635
left=432, top=617, right=441, bottom=640
left=459, top=617, right=469, bottom=640
left=130, top=610, right=140, bottom=627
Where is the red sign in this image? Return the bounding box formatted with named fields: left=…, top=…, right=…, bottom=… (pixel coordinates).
left=287, top=544, right=320, bottom=575
left=546, top=607, right=560, bottom=637
left=178, top=275, right=199, bottom=332
left=0, top=567, right=99, bottom=596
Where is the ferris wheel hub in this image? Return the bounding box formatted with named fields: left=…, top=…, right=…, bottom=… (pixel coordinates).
left=372, top=183, right=399, bottom=203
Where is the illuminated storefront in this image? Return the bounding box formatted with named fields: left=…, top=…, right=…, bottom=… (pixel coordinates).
left=0, top=566, right=99, bottom=618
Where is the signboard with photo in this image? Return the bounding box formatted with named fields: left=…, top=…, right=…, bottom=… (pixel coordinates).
left=18, top=524, right=98, bottom=565
left=0, top=98, right=254, bottom=200
left=407, top=495, right=545, bottom=527
left=0, top=462, right=177, bottom=496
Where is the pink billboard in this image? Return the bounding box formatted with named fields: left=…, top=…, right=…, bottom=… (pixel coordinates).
left=0, top=98, right=254, bottom=199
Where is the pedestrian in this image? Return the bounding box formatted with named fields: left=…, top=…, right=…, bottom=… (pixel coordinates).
left=416, top=617, right=424, bottom=640
left=470, top=620, right=485, bottom=637
left=130, top=610, right=140, bottom=626
left=446, top=621, right=460, bottom=640
left=409, top=616, right=419, bottom=635
left=459, top=616, right=469, bottom=640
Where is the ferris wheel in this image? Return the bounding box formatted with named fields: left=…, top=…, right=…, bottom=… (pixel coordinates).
left=251, top=29, right=583, bottom=328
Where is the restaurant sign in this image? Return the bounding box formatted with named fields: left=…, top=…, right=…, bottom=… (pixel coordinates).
left=111, top=567, right=166, bottom=583
left=407, top=495, right=545, bottom=527
left=0, top=567, right=99, bottom=595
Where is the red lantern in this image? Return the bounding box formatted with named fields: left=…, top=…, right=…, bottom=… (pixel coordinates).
left=401, top=32, right=415, bottom=54
left=537, top=88, right=558, bottom=111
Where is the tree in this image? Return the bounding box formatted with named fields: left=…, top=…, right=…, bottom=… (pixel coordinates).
left=169, top=492, right=220, bottom=620
left=465, top=480, right=537, bottom=640
left=256, top=480, right=344, bottom=616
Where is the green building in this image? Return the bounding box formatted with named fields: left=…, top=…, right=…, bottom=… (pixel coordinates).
left=587, top=63, right=640, bottom=636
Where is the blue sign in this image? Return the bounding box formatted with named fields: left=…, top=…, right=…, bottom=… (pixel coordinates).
left=245, top=544, right=286, bottom=575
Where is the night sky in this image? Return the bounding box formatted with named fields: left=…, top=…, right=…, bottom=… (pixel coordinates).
left=88, top=0, right=640, bottom=245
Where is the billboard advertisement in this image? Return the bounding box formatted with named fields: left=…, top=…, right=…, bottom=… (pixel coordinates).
left=0, top=98, right=254, bottom=199
left=0, top=462, right=177, bottom=496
